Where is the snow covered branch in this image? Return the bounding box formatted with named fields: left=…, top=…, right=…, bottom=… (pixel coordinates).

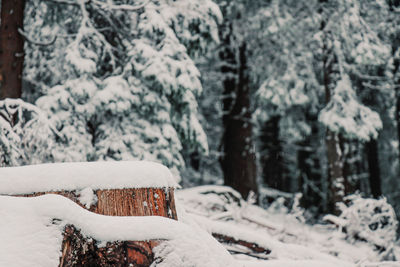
left=91, top=0, right=151, bottom=11
left=18, top=29, right=57, bottom=46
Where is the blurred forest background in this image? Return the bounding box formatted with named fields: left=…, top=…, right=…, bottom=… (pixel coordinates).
left=1, top=0, right=400, bottom=221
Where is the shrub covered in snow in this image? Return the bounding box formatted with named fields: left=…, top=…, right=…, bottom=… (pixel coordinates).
left=337, top=195, right=398, bottom=258
left=0, top=99, right=59, bottom=166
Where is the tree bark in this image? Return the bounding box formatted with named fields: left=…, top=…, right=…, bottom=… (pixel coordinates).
left=21, top=188, right=177, bottom=266
left=0, top=0, right=25, bottom=99
left=366, top=139, right=382, bottom=198
left=320, top=21, right=345, bottom=214
left=341, top=139, right=363, bottom=196
left=394, top=44, right=400, bottom=173
left=326, top=130, right=344, bottom=214
left=260, top=115, right=289, bottom=192
left=220, top=40, right=258, bottom=199
left=297, top=113, right=323, bottom=211
left=387, top=0, right=400, bottom=196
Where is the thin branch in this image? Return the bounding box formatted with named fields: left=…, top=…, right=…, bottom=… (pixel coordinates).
left=41, top=0, right=150, bottom=11
left=18, top=29, right=57, bottom=46
left=212, top=233, right=271, bottom=255
left=225, top=245, right=272, bottom=260
left=41, top=0, right=80, bottom=6
left=92, top=0, right=151, bottom=11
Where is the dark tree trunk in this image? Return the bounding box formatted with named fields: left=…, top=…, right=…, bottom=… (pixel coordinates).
left=326, top=130, right=344, bottom=214
left=0, top=0, right=25, bottom=99
left=320, top=23, right=344, bottom=214
left=340, top=139, right=363, bottom=195
left=260, top=115, right=289, bottom=192
left=366, top=139, right=382, bottom=198
left=394, top=47, right=400, bottom=171
left=389, top=0, right=400, bottom=182
left=220, top=39, right=258, bottom=199
left=298, top=113, right=323, bottom=211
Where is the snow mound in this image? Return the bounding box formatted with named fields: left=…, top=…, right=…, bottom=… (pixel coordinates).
left=0, top=161, right=178, bottom=195
left=0, top=194, right=237, bottom=267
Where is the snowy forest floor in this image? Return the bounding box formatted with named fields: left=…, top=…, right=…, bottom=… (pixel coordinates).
left=1, top=184, right=400, bottom=267
left=177, top=186, right=400, bottom=267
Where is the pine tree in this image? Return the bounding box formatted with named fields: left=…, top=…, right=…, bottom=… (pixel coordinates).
left=19, top=0, right=222, bottom=180
left=316, top=0, right=387, bottom=213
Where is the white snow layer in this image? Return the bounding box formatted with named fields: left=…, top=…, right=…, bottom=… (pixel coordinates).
left=0, top=194, right=237, bottom=267
left=77, top=187, right=97, bottom=208
left=0, top=161, right=178, bottom=195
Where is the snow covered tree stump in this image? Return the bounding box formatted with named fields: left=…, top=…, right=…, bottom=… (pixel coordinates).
left=0, top=161, right=178, bottom=267
left=57, top=188, right=177, bottom=267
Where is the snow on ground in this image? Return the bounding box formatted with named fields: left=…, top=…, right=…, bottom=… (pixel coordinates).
left=1, top=161, right=399, bottom=267
left=0, top=161, right=178, bottom=195
left=176, top=185, right=400, bottom=266
left=0, top=194, right=236, bottom=267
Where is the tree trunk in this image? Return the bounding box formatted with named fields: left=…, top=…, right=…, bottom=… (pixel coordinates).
left=326, top=130, right=344, bottom=214
left=341, top=139, right=363, bottom=196
left=366, top=139, right=382, bottom=198
left=260, top=115, right=289, bottom=192
left=220, top=40, right=258, bottom=199
left=21, top=188, right=177, bottom=266
left=320, top=23, right=345, bottom=214
left=388, top=0, right=400, bottom=186
left=298, top=113, right=323, bottom=211
left=394, top=46, right=400, bottom=172
left=0, top=0, right=25, bottom=99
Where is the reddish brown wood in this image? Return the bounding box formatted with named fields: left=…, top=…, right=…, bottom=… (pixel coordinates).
left=95, top=188, right=177, bottom=219
left=126, top=241, right=159, bottom=266
left=212, top=233, right=271, bottom=255
left=19, top=187, right=177, bottom=266
left=0, top=0, right=25, bottom=99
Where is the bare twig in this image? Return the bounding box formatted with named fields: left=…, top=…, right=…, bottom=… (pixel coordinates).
left=18, top=29, right=57, bottom=46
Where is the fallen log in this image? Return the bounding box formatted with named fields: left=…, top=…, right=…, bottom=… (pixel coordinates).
left=212, top=233, right=271, bottom=255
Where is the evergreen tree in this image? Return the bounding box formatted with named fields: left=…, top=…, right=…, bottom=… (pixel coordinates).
left=1, top=0, right=222, bottom=182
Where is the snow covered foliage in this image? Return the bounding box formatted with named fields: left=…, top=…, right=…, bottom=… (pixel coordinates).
left=253, top=0, right=320, bottom=127
left=315, top=0, right=389, bottom=140
left=336, top=195, right=398, bottom=258
left=319, top=75, right=382, bottom=141
left=23, top=1, right=78, bottom=101
left=253, top=0, right=387, bottom=142
left=0, top=99, right=59, bottom=166
left=22, top=0, right=221, bottom=179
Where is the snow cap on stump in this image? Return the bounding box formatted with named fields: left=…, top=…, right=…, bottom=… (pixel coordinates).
left=0, top=161, right=178, bottom=195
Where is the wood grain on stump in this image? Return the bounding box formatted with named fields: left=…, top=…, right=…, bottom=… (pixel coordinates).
left=21, top=187, right=177, bottom=267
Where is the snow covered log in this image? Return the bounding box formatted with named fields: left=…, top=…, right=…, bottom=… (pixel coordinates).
left=0, top=161, right=178, bottom=266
